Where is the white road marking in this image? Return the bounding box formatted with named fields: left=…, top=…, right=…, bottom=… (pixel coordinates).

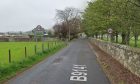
left=70, top=64, right=87, bottom=81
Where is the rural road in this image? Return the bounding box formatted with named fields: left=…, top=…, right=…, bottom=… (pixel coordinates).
left=5, top=39, right=110, bottom=84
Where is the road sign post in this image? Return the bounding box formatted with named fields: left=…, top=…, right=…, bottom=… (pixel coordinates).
left=108, top=28, right=113, bottom=42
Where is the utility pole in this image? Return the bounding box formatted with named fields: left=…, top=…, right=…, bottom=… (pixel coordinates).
left=68, top=26, right=71, bottom=41
left=66, top=20, right=70, bottom=41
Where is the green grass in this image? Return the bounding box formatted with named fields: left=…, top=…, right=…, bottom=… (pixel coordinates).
left=0, top=41, right=66, bottom=83
left=102, top=36, right=140, bottom=48
left=0, top=42, right=57, bottom=65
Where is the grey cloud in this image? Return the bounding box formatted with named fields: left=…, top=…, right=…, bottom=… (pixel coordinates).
left=0, top=0, right=90, bottom=32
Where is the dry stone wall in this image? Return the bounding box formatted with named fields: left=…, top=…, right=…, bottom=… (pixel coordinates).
left=91, top=38, right=140, bottom=77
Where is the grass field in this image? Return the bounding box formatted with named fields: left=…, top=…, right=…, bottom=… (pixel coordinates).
left=103, top=35, right=140, bottom=48
left=0, top=41, right=59, bottom=65
left=0, top=41, right=65, bottom=83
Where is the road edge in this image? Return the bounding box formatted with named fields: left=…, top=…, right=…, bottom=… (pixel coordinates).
left=88, top=42, right=111, bottom=84
left=89, top=41, right=140, bottom=84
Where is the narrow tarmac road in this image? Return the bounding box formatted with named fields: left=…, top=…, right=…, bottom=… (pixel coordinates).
left=5, top=39, right=110, bottom=84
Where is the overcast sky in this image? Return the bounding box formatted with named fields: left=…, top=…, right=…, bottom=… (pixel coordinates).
left=0, top=0, right=91, bottom=32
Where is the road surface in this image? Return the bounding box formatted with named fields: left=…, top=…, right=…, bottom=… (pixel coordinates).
left=5, top=39, right=110, bottom=84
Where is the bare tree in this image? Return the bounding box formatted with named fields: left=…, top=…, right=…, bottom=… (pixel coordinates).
left=55, top=7, right=82, bottom=40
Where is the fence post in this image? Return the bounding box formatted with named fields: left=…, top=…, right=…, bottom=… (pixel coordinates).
left=42, top=43, right=44, bottom=52
left=25, top=47, right=27, bottom=58
left=35, top=45, right=37, bottom=54
left=53, top=42, right=54, bottom=48
left=53, top=41, right=54, bottom=48
left=55, top=41, right=56, bottom=47
left=9, top=49, right=11, bottom=63
left=48, top=42, right=50, bottom=50
left=51, top=42, right=52, bottom=49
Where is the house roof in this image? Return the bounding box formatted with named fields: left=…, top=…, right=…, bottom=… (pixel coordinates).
left=32, top=25, right=45, bottom=32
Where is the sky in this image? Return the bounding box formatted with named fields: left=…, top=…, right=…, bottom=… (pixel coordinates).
left=0, top=0, right=91, bottom=32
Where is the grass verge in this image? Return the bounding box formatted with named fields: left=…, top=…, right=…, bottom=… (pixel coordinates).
left=0, top=43, right=66, bottom=84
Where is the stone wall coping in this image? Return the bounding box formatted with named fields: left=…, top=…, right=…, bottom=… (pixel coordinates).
left=92, top=38, right=140, bottom=54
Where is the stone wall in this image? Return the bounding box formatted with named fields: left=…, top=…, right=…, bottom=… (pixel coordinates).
left=0, top=36, right=31, bottom=42
left=14, top=38, right=30, bottom=42
left=0, top=38, right=9, bottom=42
left=91, top=38, right=140, bottom=77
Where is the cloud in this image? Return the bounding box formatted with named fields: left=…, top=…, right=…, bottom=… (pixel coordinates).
left=0, top=0, right=90, bottom=32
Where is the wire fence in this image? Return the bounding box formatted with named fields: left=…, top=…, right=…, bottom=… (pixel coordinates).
left=0, top=41, right=64, bottom=65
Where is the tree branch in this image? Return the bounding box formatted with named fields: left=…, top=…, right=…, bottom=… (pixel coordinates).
left=128, top=0, right=140, bottom=7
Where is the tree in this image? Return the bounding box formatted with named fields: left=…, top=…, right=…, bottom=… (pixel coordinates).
left=53, top=18, right=81, bottom=40
left=82, top=0, right=140, bottom=47
left=55, top=7, right=82, bottom=40
left=53, top=23, right=67, bottom=39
